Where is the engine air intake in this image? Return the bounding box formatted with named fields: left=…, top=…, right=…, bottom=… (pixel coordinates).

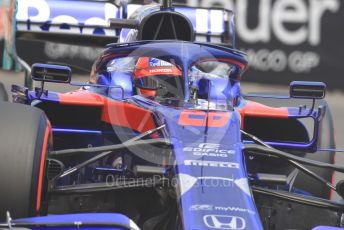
left=139, top=12, right=194, bottom=42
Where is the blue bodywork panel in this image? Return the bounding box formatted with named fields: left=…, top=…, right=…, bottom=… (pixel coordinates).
left=12, top=213, right=138, bottom=230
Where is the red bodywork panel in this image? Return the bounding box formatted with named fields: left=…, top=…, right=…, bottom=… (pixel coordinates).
left=101, top=98, right=156, bottom=132
left=59, top=90, right=104, bottom=106
left=238, top=101, right=289, bottom=128
left=179, top=110, right=231, bottom=127
left=57, top=91, right=289, bottom=132
left=58, top=91, right=156, bottom=132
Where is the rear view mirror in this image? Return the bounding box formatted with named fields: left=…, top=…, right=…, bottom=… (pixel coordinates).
left=31, top=64, right=72, bottom=83
left=290, top=81, right=326, bottom=99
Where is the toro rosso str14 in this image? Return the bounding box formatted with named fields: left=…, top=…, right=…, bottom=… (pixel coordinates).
left=0, top=0, right=344, bottom=230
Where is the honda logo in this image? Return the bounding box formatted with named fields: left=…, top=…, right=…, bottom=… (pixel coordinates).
left=203, top=215, right=246, bottom=229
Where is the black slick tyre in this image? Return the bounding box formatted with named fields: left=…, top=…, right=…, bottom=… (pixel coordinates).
left=0, top=102, right=50, bottom=221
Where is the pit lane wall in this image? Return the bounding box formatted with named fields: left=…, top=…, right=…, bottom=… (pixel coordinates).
left=1, top=0, right=344, bottom=89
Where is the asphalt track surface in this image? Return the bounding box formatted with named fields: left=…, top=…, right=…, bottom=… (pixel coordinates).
left=1, top=70, right=344, bottom=200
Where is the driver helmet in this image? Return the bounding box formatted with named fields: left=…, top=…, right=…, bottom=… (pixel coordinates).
left=133, top=57, right=182, bottom=97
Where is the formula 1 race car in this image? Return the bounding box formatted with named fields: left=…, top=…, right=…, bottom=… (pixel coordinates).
left=0, top=0, right=343, bottom=230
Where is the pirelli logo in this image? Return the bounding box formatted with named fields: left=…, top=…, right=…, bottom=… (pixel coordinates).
left=184, top=160, right=239, bottom=169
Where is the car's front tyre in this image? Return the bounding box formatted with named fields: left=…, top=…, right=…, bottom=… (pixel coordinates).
left=0, top=102, right=51, bottom=221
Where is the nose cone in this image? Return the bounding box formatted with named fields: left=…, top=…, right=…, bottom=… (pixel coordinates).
left=154, top=107, right=263, bottom=230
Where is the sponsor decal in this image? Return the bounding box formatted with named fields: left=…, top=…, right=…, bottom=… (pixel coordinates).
left=189, top=204, right=214, bottom=211
left=185, top=0, right=343, bottom=87
left=203, top=215, right=246, bottom=229
left=199, top=143, right=222, bottom=149
left=13, top=0, right=344, bottom=88
left=149, top=58, right=173, bottom=67
left=149, top=68, right=173, bottom=74
left=184, top=160, right=239, bottom=169
left=16, top=0, right=118, bottom=36
left=214, top=206, right=255, bottom=215
left=187, top=0, right=340, bottom=46
left=179, top=111, right=231, bottom=127
left=183, top=143, right=235, bottom=158
left=243, top=48, right=320, bottom=73
left=189, top=204, right=255, bottom=215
